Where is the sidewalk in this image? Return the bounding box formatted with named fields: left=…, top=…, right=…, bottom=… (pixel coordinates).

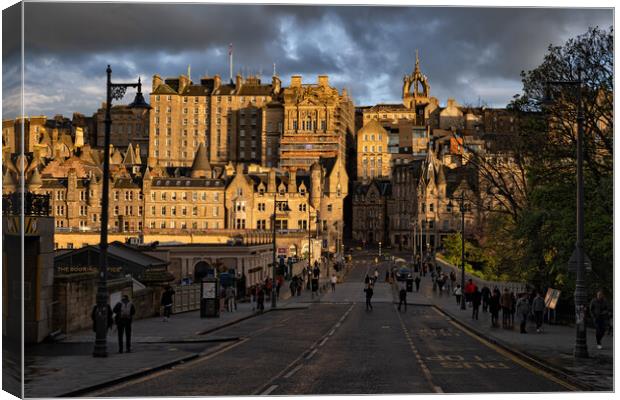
left=406, top=274, right=613, bottom=391
left=25, top=285, right=320, bottom=398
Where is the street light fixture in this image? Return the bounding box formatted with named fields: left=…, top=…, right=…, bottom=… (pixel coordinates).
left=94, top=65, right=150, bottom=358
left=448, top=193, right=467, bottom=310
left=272, top=191, right=291, bottom=308
left=543, top=67, right=589, bottom=359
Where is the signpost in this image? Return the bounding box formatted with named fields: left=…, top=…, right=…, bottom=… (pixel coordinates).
left=544, top=288, right=561, bottom=324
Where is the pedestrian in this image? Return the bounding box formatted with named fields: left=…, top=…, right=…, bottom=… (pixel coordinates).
left=481, top=286, right=491, bottom=313
left=464, top=279, right=476, bottom=307
left=398, top=280, right=407, bottom=312
left=364, top=274, right=371, bottom=285
left=472, top=287, right=481, bottom=320
left=453, top=284, right=463, bottom=305
left=589, top=290, right=611, bottom=350
left=331, top=274, right=337, bottom=292
left=256, top=285, right=265, bottom=313
left=373, top=268, right=379, bottom=283
left=250, top=284, right=257, bottom=311
left=364, top=283, right=374, bottom=311
left=510, top=291, right=517, bottom=327
left=500, top=288, right=512, bottom=328
left=112, top=295, right=135, bottom=353
left=91, top=303, right=113, bottom=334
left=414, top=275, right=421, bottom=292
left=531, top=291, right=545, bottom=332
left=385, top=270, right=390, bottom=282
left=161, top=285, right=175, bottom=322
left=437, top=274, right=445, bottom=296
left=225, top=285, right=235, bottom=312
left=516, top=293, right=531, bottom=334
left=276, top=275, right=283, bottom=299
left=449, top=271, right=457, bottom=293
left=296, top=278, right=302, bottom=296
left=290, top=277, right=297, bottom=298
left=489, top=288, right=501, bottom=327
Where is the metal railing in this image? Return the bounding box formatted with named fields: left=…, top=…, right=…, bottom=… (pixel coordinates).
left=171, top=283, right=201, bottom=314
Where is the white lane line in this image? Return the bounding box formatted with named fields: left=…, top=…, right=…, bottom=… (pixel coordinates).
left=305, top=348, right=318, bottom=360
left=283, top=364, right=303, bottom=378
left=319, top=337, right=329, bottom=347
left=260, top=385, right=279, bottom=395
left=328, top=329, right=336, bottom=336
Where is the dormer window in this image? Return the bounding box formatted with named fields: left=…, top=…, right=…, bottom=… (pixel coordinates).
left=299, top=187, right=306, bottom=196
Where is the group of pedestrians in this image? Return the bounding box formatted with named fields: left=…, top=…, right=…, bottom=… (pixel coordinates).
left=91, top=294, right=136, bottom=354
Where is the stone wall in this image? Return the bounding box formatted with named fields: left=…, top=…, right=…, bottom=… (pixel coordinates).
left=53, top=273, right=132, bottom=334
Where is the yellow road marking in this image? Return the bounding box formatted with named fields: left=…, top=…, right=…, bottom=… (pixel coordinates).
left=431, top=307, right=578, bottom=391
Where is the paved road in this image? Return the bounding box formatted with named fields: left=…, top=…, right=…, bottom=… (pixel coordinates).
left=90, top=251, right=573, bottom=396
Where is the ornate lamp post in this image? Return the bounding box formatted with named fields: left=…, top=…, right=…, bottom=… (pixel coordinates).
left=271, top=191, right=290, bottom=309
left=448, top=194, right=467, bottom=310
left=544, top=68, right=589, bottom=358
left=93, top=65, right=150, bottom=358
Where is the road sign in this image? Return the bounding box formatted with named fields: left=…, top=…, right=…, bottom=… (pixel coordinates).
left=544, top=288, right=561, bottom=310
left=567, top=249, right=592, bottom=273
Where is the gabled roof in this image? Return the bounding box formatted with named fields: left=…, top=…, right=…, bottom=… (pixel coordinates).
left=122, top=143, right=137, bottom=165
left=358, top=119, right=389, bottom=135
left=152, top=83, right=177, bottom=95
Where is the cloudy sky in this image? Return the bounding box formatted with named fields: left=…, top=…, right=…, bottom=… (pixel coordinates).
left=2, top=2, right=613, bottom=118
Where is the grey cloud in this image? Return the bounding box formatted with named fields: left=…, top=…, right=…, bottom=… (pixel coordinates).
left=3, top=3, right=612, bottom=118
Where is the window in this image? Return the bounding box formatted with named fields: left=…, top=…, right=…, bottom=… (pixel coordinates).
left=429, top=203, right=434, bottom=212
left=114, top=191, right=119, bottom=201
left=235, top=219, right=246, bottom=229
left=327, top=204, right=333, bottom=212
left=193, top=206, right=198, bottom=216
left=161, top=206, right=167, bottom=216
left=258, top=203, right=265, bottom=211
left=114, top=206, right=119, bottom=216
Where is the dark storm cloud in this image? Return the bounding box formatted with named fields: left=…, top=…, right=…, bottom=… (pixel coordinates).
left=4, top=2, right=612, bottom=118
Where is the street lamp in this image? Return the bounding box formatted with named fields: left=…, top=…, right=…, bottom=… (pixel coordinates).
left=272, top=191, right=290, bottom=308
left=94, top=65, right=150, bottom=358
left=543, top=67, right=589, bottom=358
left=448, top=194, right=467, bottom=310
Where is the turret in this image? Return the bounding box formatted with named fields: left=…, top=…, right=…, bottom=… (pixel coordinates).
left=310, top=162, right=322, bottom=209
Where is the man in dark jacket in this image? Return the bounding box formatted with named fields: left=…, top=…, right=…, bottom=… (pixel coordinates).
left=161, top=285, right=175, bottom=322
left=481, top=286, right=491, bottom=313
left=471, top=287, right=482, bottom=320
left=113, top=295, right=136, bottom=353
left=364, top=284, right=374, bottom=311
left=532, top=291, right=546, bottom=333
left=589, top=291, right=611, bottom=349
left=91, top=304, right=113, bottom=333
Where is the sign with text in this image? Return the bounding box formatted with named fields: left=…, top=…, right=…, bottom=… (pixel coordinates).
left=544, top=288, right=561, bottom=310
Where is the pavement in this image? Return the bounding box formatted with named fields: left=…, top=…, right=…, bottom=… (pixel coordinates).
left=389, top=251, right=614, bottom=391
left=24, top=268, right=338, bottom=398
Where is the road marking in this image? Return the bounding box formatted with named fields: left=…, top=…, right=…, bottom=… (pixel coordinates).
left=395, top=307, right=441, bottom=394
left=319, top=337, right=329, bottom=347
left=306, top=349, right=318, bottom=360
left=434, top=308, right=578, bottom=391
left=328, top=329, right=335, bottom=336
left=283, top=364, right=303, bottom=378
left=260, top=385, right=278, bottom=395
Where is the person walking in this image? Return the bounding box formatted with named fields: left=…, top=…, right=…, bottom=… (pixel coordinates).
left=331, top=274, right=337, bottom=292
left=532, top=291, right=545, bottom=333
left=489, top=288, right=501, bottom=328
left=113, top=295, right=135, bottom=353
left=364, top=274, right=371, bottom=285
left=373, top=268, right=380, bottom=283
left=364, top=283, right=374, bottom=311
left=481, top=286, right=491, bottom=313
left=516, top=293, right=531, bottom=334
left=453, top=284, right=463, bottom=306
left=472, top=287, right=482, bottom=320
left=398, top=280, right=407, bottom=312
left=250, top=284, right=257, bottom=311
left=589, top=290, right=611, bottom=349
left=500, top=288, right=513, bottom=328
left=437, top=274, right=446, bottom=296
left=256, top=285, right=265, bottom=313
left=414, top=275, right=421, bottom=292
left=225, top=285, right=235, bottom=312
left=276, top=275, right=283, bottom=299
left=161, top=285, right=175, bottom=322
left=510, top=291, right=517, bottom=328
left=449, top=271, right=457, bottom=293
left=290, top=277, right=297, bottom=298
